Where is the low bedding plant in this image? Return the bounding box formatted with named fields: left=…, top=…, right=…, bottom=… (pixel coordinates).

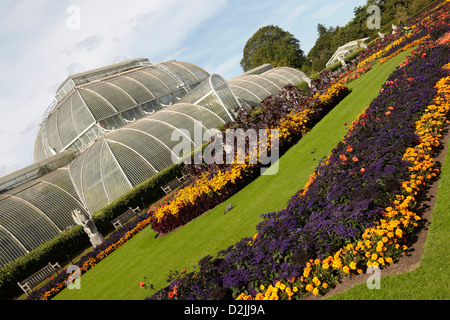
left=148, top=19, right=450, bottom=300
left=149, top=81, right=349, bottom=235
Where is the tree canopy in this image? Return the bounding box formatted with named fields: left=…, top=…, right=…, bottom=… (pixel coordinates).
left=240, top=25, right=307, bottom=72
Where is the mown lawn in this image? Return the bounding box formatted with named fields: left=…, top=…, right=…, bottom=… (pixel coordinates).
left=54, top=50, right=413, bottom=300
left=327, top=133, right=450, bottom=300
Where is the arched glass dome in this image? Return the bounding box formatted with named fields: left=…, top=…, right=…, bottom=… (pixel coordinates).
left=68, top=103, right=224, bottom=214
left=228, top=66, right=311, bottom=108
left=1, top=61, right=311, bottom=267
left=177, top=74, right=242, bottom=122
left=0, top=167, right=88, bottom=267
left=34, top=60, right=210, bottom=163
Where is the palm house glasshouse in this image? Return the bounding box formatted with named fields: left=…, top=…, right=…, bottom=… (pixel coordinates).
left=0, top=58, right=310, bottom=267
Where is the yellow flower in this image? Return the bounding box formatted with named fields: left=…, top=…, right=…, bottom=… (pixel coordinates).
left=305, top=284, right=313, bottom=292
left=312, top=277, right=321, bottom=286
left=303, top=267, right=311, bottom=278
left=349, top=261, right=357, bottom=270
left=342, top=266, right=350, bottom=273
left=312, top=287, right=319, bottom=295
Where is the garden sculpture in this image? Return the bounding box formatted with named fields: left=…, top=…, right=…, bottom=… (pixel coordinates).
left=71, top=209, right=105, bottom=247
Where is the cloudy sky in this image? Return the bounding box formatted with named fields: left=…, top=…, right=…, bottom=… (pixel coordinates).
left=0, top=0, right=366, bottom=178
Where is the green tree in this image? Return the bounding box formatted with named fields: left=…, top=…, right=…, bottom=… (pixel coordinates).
left=317, top=23, right=328, bottom=37
left=240, top=25, right=307, bottom=72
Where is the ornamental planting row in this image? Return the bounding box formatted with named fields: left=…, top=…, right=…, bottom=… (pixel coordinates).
left=148, top=11, right=450, bottom=300
left=149, top=81, right=349, bottom=235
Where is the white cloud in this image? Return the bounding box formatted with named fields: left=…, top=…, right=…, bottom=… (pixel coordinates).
left=0, top=0, right=367, bottom=178
left=209, top=54, right=243, bottom=80
left=309, top=0, right=351, bottom=20
left=0, top=0, right=226, bottom=177
left=280, top=3, right=312, bottom=31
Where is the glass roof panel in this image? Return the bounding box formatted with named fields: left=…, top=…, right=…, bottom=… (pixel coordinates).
left=108, top=141, right=157, bottom=187
left=79, top=88, right=118, bottom=120
left=87, top=82, right=136, bottom=111
left=0, top=197, right=59, bottom=251
left=57, top=96, right=79, bottom=147
left=109, top=76, right=155, bottom=104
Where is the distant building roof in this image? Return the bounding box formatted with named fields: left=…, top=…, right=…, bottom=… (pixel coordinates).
left=326, top=37, right=369, bottom=68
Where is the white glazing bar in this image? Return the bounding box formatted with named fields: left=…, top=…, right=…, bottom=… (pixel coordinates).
left=106, top=138, right=159, bottom=174
left=0, top=224, right=29, bottom=253
left=9, top=195, right=62, bottom=233
left=103, top=137, right=134, bottom=188
left=99, top=139, right=112, bottom=204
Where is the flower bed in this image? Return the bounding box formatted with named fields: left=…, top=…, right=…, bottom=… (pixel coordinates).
left=148, top=21, right=450, bottom=300
left=236, top=32, right=450, bottom=300
left=335, top=63, right=374, bottom=84
left=149, top=82, right=349, bottom=235
left=26, top=210, right=153, bottom=300
left=241, top=63, right=450, bottom=301
left=26, top=68, right=349, bottom=301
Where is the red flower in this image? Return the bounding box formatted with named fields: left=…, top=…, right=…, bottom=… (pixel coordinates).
left=173, top=285, right=178, bottom=295
left=340, top=154, right=347, bottom=161
left=407, top=77, right=414, bottom=81
left=346, top=145, right=353, bottom=152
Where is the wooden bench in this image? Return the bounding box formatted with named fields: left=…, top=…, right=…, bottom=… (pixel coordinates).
left=18, top=262, right=62, bottom=296
left=160, top=173, right=193, bottom=195
left=111, top=206, right=140, bottom=230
